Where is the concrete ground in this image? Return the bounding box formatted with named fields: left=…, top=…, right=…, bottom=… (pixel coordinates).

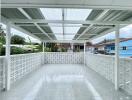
left=0, top=64, right=132, bottom=100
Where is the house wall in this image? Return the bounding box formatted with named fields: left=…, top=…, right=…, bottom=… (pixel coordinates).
left=120, top=40, right=132, bottom=57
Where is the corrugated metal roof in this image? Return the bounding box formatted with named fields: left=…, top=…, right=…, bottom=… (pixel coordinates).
left=23, top=8, right=44, bottom=19
left=1, top=8, right=132, bottom=41
left=1, top=8, right=27, bottom=19
left=20, top=26, right=42, bottom=33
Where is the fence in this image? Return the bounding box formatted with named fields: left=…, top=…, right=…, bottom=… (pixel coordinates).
left=0, top=53, right=42, bottom=91
left=85, top=53, right=132, bottom=95
left=0, top=52, right=83, bottom=91
left=44, top=52, right=84, bottom=64
left=0, top=56, right=5, bottom=91
left=0, top=52, right=132, bottom=95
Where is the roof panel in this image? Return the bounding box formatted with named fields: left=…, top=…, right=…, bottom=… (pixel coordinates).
left=20, top=26, right=42, bottom=33
left=40, top=26, right=52, bottom=33
left=23, top=8, right=44, bottom=19
left=64, top=35, right=75, bottom=40
left=40, top=8, right=62, bottom=20
left=35, top=34, right=49, bottom=40
left=65, top=27, right=80, bottom=34
left=86, top=10, right=103, bottom=20
left=50, top=27, right=63, bottom=33
left=65, top=9, right=92, bottom=20
left=1, top=8, right=27, bottom=19
left=2, top=7, right=132, bottom=41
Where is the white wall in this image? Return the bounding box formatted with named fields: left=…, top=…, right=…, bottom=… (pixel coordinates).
left=85, top=53, right=132, bottom=95
left=44, top=52, right=84, bottom=64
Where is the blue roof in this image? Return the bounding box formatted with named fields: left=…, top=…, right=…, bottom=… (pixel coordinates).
left=120, top=40, right=132, bottom=47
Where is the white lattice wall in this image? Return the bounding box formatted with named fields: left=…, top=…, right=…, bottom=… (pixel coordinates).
left=85, top=53, right=132, bottom=95
left=44, top=52, right=84, bottom=64
left=10, top=53, right=42, bottom=84
left=0, top=56, right=5, bottom=91
left=85, top=53, right=115, bottom=83
left=119, top=58, right=132, bottom=94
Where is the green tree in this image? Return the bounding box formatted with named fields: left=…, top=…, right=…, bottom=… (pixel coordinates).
left=0, top=25, right=6, bottom=55
left=46, top=43, right=58, bottom=52
left=11, top=35, right=25, bottom=44
left=28, top=37, right=32, bottom=45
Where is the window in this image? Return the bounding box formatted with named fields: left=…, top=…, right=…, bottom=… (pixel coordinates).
left=122, top=46, right=127, bottom=50
left=111, top=47, right=115, bottom=50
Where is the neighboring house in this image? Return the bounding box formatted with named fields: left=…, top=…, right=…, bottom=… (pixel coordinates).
left=120, top=39, right=132, bottom=57
left=93, top=38, right=132, bottom=57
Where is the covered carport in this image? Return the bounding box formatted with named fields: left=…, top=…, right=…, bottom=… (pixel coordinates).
left=0, top=0, right=132, bottom=100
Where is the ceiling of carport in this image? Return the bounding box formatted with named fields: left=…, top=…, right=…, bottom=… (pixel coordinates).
left=1, top=8, right=132, bottom=41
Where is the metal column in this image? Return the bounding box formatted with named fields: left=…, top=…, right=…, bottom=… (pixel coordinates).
left=43, top=42, right=45, bottom=52
left=71, top=43, right=73, bottom=52
left=115, top=25, right=120, bottom=90
left=5, top=23, right=11, bottom=91
left=45, top=42, right=47, bottom=49
left=84, top=43, right=86, bottom=65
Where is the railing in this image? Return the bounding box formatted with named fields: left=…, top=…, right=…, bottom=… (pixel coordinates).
left=0, top=52, right=84, bottom=91
left=85, top=53, right=115, bottom=83
left=119, top=57, right=132, bottom=94
left=10, top=53, right=42, bottom=84
left=0, top=53, right=42, bottom=91
left=0, top=52, right=132, bottom=95
left=0, top=56, right=5, bottom=91
left=44, top=52, right=84, bottom=64
left=85, top=53, right=132, bottom=95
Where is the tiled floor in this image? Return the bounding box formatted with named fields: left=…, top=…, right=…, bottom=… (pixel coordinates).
left=0, top=64, right=132, bottom=100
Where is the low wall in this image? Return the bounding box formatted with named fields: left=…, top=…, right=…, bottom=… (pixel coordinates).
left=119, top=58, right=132, bottom=94
left=10, top=53, right=42, bottom=84
left=0, top=56, right=5, bottom=91
left=0, top=52, right=131, bottom=95
left=0, top=53, right=42, bottom=91
left=44, top=52, right=84, bottom=64
left=0, top=52, right=84, bottom=91
left=85, top=53, right=132, bottom=95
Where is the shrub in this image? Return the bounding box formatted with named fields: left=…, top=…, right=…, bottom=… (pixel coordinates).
left=11, top=46, right=25, bottom=54
left=0, top=47, right=5, bottom=56
left=11, top=35, right=25, bottom=45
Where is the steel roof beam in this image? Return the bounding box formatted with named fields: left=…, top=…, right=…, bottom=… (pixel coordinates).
left=15, top=23, right=114, bottom=28
left=2, top=4, right=132, bottom=10
left=1, top=16, right=42, bottom=41
left=87, top=12, right=132, bottom=42
left=62, top=8, right=65, bottom=39
left=10, top=19, right=132, bottom=25
left=32, top=33, right=96, bottom=35
left=17, top=8, right=52, bottom=40
left=42, top=40, right=86, bottom=43
left=76, top=9, right=110, bottom=40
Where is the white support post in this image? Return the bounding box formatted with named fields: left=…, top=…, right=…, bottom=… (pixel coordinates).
left=84, top=43, right=86, bottom=65
left=72, top=43, right=74, bottom=52
left=71, top=43, right=74, bottom=52
left=45, top=42, right=47, bottom=50
left=115, top=25, right=120, bottom=90
left=42, top=42, right=44, bottom=52
left=5, top=23, right=11, bottom=91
